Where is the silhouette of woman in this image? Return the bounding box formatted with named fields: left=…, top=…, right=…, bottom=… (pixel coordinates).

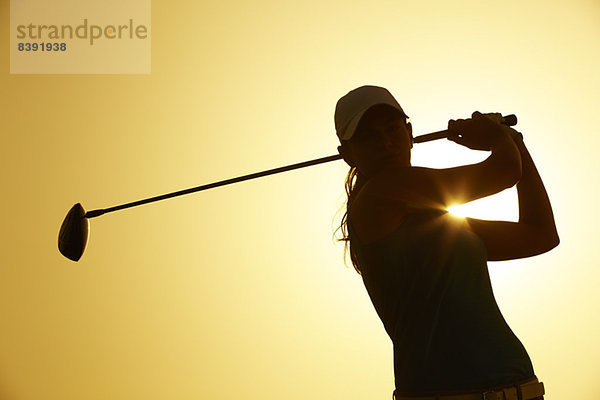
left=335, top=86, right=557, bottom=400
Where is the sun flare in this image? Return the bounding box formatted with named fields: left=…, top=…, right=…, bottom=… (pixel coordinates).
left=446, top=188, right=518, bottom=221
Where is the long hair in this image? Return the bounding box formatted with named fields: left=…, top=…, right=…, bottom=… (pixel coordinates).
left=334, top=165, right=367, bottom=274
left=333, top=106, right=409, bottom=274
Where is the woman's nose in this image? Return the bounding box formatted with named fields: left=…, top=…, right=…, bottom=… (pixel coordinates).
left=382, top=131, right=398, bottom=146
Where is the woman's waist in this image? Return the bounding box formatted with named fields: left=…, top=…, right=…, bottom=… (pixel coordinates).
left=393, top=375, right=544, bottom=400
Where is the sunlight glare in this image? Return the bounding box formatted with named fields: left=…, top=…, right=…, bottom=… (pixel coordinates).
left=447, top=187, right=518, bottom=221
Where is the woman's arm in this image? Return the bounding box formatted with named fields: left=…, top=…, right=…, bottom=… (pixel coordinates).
left=466, top=135, right=560, bottom=261
left=514, top=136, right=559, bottom=238
left=359, top=112, right=522, bottom=209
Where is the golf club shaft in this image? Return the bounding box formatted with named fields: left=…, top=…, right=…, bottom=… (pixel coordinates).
left=85, top=154, right=343, bottom=218
left=84, top=113, right=517, bottom=219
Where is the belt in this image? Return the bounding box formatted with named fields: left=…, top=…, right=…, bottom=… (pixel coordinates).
left=393, top=378, right=545, bottom=400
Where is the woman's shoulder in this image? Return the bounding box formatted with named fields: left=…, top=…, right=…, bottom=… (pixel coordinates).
left=350, top=182, right=410, bottom=245
left=358, top=165, right=428, bottom=206
left=350, top=177, right=450, bottom=245
left=354, top=166, right=444, bottom=213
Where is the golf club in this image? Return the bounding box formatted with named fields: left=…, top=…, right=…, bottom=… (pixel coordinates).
left=58, top=114, right=517, bottom=261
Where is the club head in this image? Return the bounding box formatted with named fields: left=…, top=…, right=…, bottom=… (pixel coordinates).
left=58, top=203, right=90, bottom=262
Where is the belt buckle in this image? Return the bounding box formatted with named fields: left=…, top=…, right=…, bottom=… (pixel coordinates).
left=482, top=391, right=502, bottom=400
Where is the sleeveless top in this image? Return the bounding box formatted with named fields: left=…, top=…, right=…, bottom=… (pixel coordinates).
left=348, top=208, right=535, bottom=392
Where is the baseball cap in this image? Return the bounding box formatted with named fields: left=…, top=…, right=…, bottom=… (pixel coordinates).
left=334, top=85, right=408, bottom=142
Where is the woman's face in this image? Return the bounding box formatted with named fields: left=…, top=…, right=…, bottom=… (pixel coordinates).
left=339, top=104, right=413, bottom=177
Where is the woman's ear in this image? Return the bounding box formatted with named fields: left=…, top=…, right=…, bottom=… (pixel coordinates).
left=337, top=144, right=356, bottom=167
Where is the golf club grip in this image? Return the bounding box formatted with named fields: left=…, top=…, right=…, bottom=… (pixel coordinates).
left=413, top=114, right=517, bottom=144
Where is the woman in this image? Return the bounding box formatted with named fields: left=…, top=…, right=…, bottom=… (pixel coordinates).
left=334, top=86, right=558, bottom=400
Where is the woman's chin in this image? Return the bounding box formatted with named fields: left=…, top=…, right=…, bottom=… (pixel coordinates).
left=380, top=154, right=406, bottom=167
left=366, top=157, right=403, bottom=174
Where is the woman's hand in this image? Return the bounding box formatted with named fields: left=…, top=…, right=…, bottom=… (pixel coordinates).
left=447, top=111, right=519, bottom=151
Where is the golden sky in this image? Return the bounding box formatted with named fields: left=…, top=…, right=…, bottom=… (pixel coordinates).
left=1, top=0, right=599, bottom=399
